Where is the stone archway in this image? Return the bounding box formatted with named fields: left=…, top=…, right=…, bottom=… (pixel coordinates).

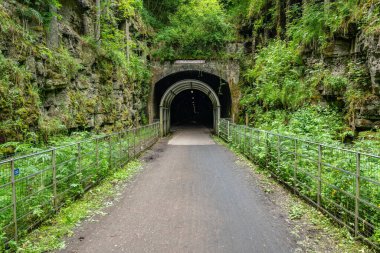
left=149, top=60, right=240, bottom=124
left=159, top=80, right=221, bottom=136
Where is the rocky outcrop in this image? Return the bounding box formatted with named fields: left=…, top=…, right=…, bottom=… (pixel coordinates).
left=307, top=32, right=380, bottom=130
left=351, top=33, right=380, bottom=129
left=0, top=0, right=151, bottom=145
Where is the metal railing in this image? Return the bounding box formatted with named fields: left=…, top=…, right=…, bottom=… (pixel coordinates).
left=0, top=123, right=160, bottom=246
left=218, top=119, right=380, bottom=249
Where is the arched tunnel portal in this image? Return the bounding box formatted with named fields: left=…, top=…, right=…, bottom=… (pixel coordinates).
left=152, top=71, right=232, bottom=136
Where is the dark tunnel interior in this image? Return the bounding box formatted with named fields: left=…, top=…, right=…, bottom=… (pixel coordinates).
left=170, top=90, right=213, bottom=127
left=154, top=70, right=231, bottom=128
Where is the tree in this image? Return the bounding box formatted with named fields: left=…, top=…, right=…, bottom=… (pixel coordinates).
left=153, top=0, right=234, bottom=60
left=143, top=0, right=184, bottom=25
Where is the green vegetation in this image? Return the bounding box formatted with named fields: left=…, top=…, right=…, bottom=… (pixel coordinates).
left=242, top=41, right=308, bottom=111
left=0, top=0, right=152, bottom=158
left=287, top=1, right=380, bottom=47
left=215, top=135, right=374, bottom=252
left=143, top=0, right=183, bottom=27
left=246, top=105, right=345, bottom=142
left=2, top=0, right=376, bottom=155
left=152, top=0, right=234, bottom=60
left=0, top=53, right=40, bottom=146
left=11, top=160, right=143, bottom=252
left=241, top=104, right=380, bottom=155
left=219, top=119, right=380, bottom=247
left=1, top=0, right=380, bottom=249
left=0, top=124, right=158, bottom=250
left=230, top=2, right=380, bottom=248
left=235, top=0, right=379, bottom=152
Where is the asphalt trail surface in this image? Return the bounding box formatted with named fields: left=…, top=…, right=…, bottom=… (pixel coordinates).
left=60, top=126, right=295, bottom=253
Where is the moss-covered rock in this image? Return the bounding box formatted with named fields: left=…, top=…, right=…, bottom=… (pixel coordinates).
left=0, top=0, right=152, bottom=154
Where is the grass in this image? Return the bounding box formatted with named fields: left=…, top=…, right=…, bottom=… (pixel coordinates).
left=8, top=160, right=142, bottom=253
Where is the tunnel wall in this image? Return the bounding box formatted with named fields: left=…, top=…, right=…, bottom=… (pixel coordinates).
left=159, top=80, right=221, bottom=136
left=148, top=61, right=240, bottom=124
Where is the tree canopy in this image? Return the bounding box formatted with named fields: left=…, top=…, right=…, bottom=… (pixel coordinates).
left=152, top=0, right=234, bottom=60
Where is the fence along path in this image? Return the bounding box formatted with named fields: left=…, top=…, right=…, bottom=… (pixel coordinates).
left=0, top=123, right=160, bottom=247
left=0, top=119, right=379, bottom=250
left=218, top=119, right=380, bottom=250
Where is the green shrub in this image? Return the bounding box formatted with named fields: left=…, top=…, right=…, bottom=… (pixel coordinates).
left=248, top=105, right=345, bottom=144
left=153, top=0, right=234, bottom=60
left=38, top=115, right=67, bottom=143
left=242, top=40, right=311, bottom=110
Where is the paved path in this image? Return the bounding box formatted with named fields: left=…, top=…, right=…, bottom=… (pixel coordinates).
left=61, top=126, right=295, bottom=253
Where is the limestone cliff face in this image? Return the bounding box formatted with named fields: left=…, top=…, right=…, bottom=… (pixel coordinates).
left=0, top=0, right=151, bottom=145
left=357, top=33, right=380, bottom=129
left=315, top=31, right=380, bottom=130
left=239, top=1, right=380, bottom=131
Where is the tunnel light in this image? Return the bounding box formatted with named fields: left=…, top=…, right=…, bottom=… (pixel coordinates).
left=191, top=90, right=194, bottom=93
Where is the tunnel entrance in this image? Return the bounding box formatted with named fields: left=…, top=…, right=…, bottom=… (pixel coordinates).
left=159, top=80, right=220, bottom=136
left=153, top=70, right=232, bottom=136
left=171, top=90, right=213, bottom=128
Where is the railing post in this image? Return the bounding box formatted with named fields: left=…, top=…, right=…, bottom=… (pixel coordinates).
left=227, top=120, right=230, bottom=142
left=249, top=128, right=251, bottom=155
left=256, top=130, right=260, bottom=157
left=11, top=159, right=18, bottom=241
left=241, top=126, right=243, bottom=151
left=235, top=125, right=237, bottom=145
left=236, top=125, right=239, bottom=147
left=137, top=127, right=140, bottom=155
left=144, top=127, right=146, bottom=148
left=52, top=149, right=57, bottom=211
left=96, top=138, right=99, bottom=166
left=265, top=132, right=269, bottom=169
left=234, top=124, right=237, bottom=144
left=249, top=128, right=255, bottom=159
left=119, top=133, right=122, bottom=166
left=143, top=127, right=145, bottom=150
left=232, top=124, right=234, bottom=143
left=277, top=135, right=281, bottom=173
left=133, top=128, right=136, bottom=158
left=241, top=126, right=244, bottom=152
left=294, top=139, right=298, bottom=194
left=317, top=144, right=322, bottom=207
left=109, top=136, right=112, bottom=168
left=154, top=123, right=157, bottom=139
left=140, top=127, right=143, bottom=151
left=218, top=120, right=220, bottom=138
left=144, top=126, right=147, bottom=148
left=232, top=124, right=235, bottom=144
left=127, top=131, right=130, bottom=161
left=244, top=126, right=247, bottom=154
left=78, top=143, right=82, bottom=172
left=355, top=152, right=360, bottom=237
